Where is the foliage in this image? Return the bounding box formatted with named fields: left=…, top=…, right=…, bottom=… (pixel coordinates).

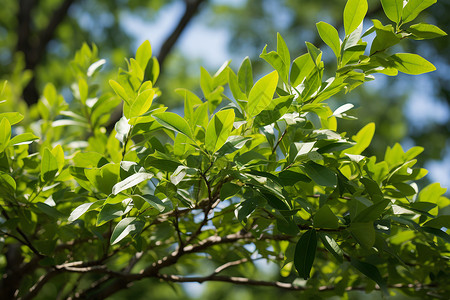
left=0, top=1, right=449, bottom=299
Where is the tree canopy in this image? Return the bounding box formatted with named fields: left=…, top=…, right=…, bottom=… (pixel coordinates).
left=0, top=0, right=449, bottom=299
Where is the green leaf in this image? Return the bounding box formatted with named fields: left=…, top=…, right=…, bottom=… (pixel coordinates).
left=176, top=88, right=203, bottom=126
left=110, top=217, right=144, bottom=245
left=318, top=232, right=343, bottom=263
left=423, top=215, right=450, bottom=229
left=68, top=201, right=101, bottom=222
left=316, top=22, right=341, bottom=58
left=246, top=71, right=278, bottom=118
left=152, top=112, right=194, bottom=140
left=205, top=109, right=235, bottom=153
left=408, top=23, right=447, bottom=39
left=112, top=172, right=153, bottom=195
left=0, top=172, right=16, bottom=195
left=343, top=0, right=368, bottom=35
left=349, top=222, right=375, bottom=248
left=290, top=54, right=315, bottom=87
left=73, top=152, right=108, bottom=168
left=78, top=78, right=88, bottom=104
left=254, top=95, right=293, bottom=127
left=36, top=202, right=64, bottom=219
left=277, top=33, right=290, bottom=69
left=97, top=199, right=132, bottom=226
left=351, top=258, right=388, bottom=294
left=294, top=229, right=317, bottom=280
left=41, top=148, right=59, bottom=182
left=380, top=0, right=403, bottom=23
left=420, top=226, right=450, bottom=243
left=0, top=118, right=11, bottom=152
left=353, top=199, right=390, bottom=222
left=8, top=132, right=39, bottom=146
left=402, top=0, right=436, bottom=24
left=109, top=80, right=130, bottom=104
left=390, top=53, right=436, bottom=75
left=129, top=89, right=155, bottom=118
left=345, top=122, right=375, bottom=155
left=360, top=177, right=383, bottom=202
left=238, top=57, right=253, bottom=97
left=0, top=112, right=24, bottom=125
left=85, top=163, right=121, bottom=195
left=313, top=205, right=339, bottom=229
left=305, top=42, right=322, bottom=66
left=135, top=40, right=152, bottom=71
left=303, top=161, right=337, bottom=187
left=260, top=45, right=289, bottom=84
left=133, top=194, right=165, bottom=212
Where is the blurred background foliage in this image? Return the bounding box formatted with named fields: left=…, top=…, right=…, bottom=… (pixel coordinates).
left=0, top=0, right=448, bottom=298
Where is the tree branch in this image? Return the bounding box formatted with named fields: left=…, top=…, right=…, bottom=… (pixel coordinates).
left=157, top=0, right=208, bottom=71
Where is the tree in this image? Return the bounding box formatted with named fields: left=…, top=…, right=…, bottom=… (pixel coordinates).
left=0, top=0, right=449, bottom=299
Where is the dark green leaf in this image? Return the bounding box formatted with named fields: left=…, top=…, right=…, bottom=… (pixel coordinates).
left=313, top=205, right=339, bottom=229
left=319, top=232, right=343, bottom=263
left=303, top=161, right=337, bottom=187
left=351, top=258, right=388, bottom=294
left=294, top=229, right=317, bottom=280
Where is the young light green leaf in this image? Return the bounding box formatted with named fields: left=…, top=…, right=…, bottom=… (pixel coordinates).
left=313, top=205, right=339, bottom=229
left=277, top=33, right=290, bottom=68
left=305, top=42, right=322, bottom=66
left=41, top=148, right=59, bottom=182
left=343, top=0, right=368, bottom=35
left=380, top=0, right=403, bottom=23
left=176, top=88, right=203, bottom=126
left=129, top=89, right=155, bottom=118
left=8, top=132, right=39, bottom=146
left=78, top=78, right=88, bottom=104
left=290, top=54, right=315, bottom=87
left=316, top=22, right=341, bottom=58
left=109, top=80, right=130, bottom=104
left=135, top=40, right=152, bottom=71
left=408, top=23, right=447, bottom=39
left=351, top=258, right=388, bottom=295
left=260, top=45, right=289, bottom=84
left=294, top=229, right=317, bottom=280
left=303, top=161, right=337, bottom=187
left=390, top=53, right=436, bottom=75
left=112, top=172, right=153, bottom=195
left=0, top=172, right=16, bottom=195
left=0, top=118, right=11, bottom=152
left=246, top=71, right=278, bottom=118
left=0, top=112, right=24, bottom=125
left=345, top=122, right=375, bottom=155
left=238, top=57, right=253, bottom=97
left=402, top=0, right=436, bottom=24
left=152, top=112, right=194, bottom=140
left=205, top=109, right=235, bottom=153
left=51, top=145, right=65, bottom=173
